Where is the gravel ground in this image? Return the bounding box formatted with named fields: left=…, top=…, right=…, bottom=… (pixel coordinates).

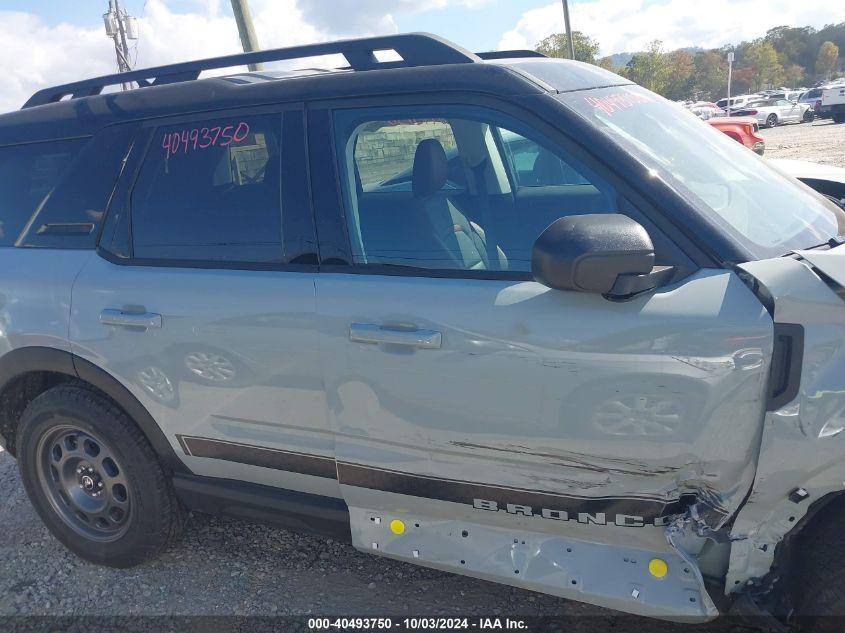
left=7, top=118, right=843, bottom=631
left=759, top=116, right=845, bottom=167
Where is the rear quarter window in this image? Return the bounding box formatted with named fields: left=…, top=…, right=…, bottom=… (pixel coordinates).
left=0, top=139, right=84, bottom=247
left=17, top=125, right=137, bottom=249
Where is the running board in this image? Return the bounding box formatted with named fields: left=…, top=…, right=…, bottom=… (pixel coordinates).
left=349, top=506, right=719, bottom=620
left=173, top=473, right=351, bottom=541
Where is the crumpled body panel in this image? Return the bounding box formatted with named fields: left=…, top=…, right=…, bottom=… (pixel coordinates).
left=730, top=253, right=845, bottom=590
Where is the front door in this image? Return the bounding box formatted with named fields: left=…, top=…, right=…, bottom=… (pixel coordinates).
left=71, top=106, right=338, bottom=498
left=778, top=99, right=800, bottom=121
left=311, top=101, right=773, bottom=578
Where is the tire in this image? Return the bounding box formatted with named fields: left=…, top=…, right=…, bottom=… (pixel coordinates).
left=834, top=114, right=845, bottom=124
left=803, top=109, right=815, bottom=123
left=17, top=383, right=183, bottom=567
left=766, top=113, right=779, bottom=128
left=793, top=508, right=845, bottom=630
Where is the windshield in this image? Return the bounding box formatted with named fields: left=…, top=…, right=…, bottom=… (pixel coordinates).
left=558, top=85, right=845, bottom=260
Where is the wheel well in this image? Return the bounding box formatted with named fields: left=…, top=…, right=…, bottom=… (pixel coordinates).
left=0, top=347, right=189, bottom=473
left=765, top=490, right=845, bottom=613
left=0, top=371, right=74, bottom=455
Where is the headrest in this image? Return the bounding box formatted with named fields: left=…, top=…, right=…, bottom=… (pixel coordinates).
left=412, top=138, right=448, bottom=198
left=531, top=149, right=564, bottom=185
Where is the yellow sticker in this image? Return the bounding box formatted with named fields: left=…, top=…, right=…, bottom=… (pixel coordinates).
left=389, top=519, right=405, bottom=535
left=648, top=558, right=668, bottom=578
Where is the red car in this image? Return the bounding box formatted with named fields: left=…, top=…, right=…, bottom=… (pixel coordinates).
left=707, top=116, right=765, bottom=154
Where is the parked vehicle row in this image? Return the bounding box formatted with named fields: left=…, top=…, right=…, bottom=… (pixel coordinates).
left=693, top=82, right=845, bottom=127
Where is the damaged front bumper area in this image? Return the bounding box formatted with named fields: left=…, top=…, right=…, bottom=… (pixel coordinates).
left=729, top=251, right=845, bottom=592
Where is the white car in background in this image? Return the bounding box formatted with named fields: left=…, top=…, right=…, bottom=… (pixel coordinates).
left=771, top=159, right=845, bottom=203
left=732, top=98, right=814, bottom=127
left=685, top=101, right=726, bottom=120
left=715, top=94, right=759, bottom=111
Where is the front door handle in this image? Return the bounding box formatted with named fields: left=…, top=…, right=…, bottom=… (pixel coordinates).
left=349, top=323, right=441, bottom=349
left=99, top=309, right=162, bottom=330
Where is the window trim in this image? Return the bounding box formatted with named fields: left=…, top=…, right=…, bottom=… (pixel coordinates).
left=97, top=103, right=318, bottom=273
left=314, top=94, right=701, bottom=282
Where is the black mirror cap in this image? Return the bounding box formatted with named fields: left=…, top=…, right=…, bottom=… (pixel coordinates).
left=532, top=214, right=655, bottom=293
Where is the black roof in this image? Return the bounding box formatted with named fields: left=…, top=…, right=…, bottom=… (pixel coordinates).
left=0, top=33, right=628, bottom=146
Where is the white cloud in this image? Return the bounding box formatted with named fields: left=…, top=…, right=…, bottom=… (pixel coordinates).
left=0, top=0, right=491, bottom=114
left=500, top=0, right=845, bottom=57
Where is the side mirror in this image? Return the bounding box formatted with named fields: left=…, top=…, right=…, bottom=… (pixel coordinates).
left=531, top=214, right=673, bottom=298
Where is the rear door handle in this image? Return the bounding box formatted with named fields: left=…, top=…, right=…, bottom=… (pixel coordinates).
left=99, top=309, right=162, bottom=330
left=349, top=323, right=441, bottom=349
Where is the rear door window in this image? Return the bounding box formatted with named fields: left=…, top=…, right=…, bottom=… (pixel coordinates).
left=130, top=114, right=284, bottom=263
left=0, top=139, right=84, bottom=246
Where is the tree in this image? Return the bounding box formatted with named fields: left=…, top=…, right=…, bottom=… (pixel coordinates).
left=782, top=63, right=806, bottom=87
left=536, top=31, right=600, bottom=64
left=730, top=66, right=756, bottom=95
left=596, top=56, right=615, bottom=71
left=663, top=49, right=694, bottom=100
left=816, top=41, right=840, bottom=80
left=764, top=26, right=812, bottom=67
left=745, top=41, right=783, bottom=90
left=625, top=40, right=671, bottom=94
left=691, top=51, right=726, bottom=100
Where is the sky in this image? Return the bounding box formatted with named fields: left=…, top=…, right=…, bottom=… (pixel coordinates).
left=0, top=0, right=844, bottom=113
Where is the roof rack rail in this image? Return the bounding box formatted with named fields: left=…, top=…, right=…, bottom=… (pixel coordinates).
left=476, top=50, right=547, bottom=60
left=23, top=32, right=479, bottom=109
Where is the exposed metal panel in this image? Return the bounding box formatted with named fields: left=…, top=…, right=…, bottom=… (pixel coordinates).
left=348, top=504, right=718, bottom=619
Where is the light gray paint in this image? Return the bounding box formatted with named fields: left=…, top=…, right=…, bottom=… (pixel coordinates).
left=0, top=249, right=93, bottom=356
left=68, top=254, right=341, bottom=499
left=317, top=268, right=774, bottom=606
left=729, top=253, right=845, bottom=590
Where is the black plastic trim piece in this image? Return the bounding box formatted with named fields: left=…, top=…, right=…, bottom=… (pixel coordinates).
left=320, top=263, right=532, bottom=281
left=177, top=435, right=337, bottom=480
left=767, top=323, right=804, bottom=411
left=24, top=33, right=480, bottom=108
left=336, top=462, right=697, bottom=524
left=173, top=473, right=350, bottom=541
left=169, top=434, right=699, bottom=524
left=476, top=50, right=547, bottom=60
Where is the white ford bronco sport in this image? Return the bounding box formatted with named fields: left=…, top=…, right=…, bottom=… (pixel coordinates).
left=1, top=33, right=845, bottom=628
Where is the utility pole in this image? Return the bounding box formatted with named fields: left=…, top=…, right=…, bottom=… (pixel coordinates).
left=103, top=0, right=138, bottom=89
left=726, top=51, right=734, bottom=116
left=561, top=0, right=576, bottom=60
left=230, top=0, right=263, bottom=71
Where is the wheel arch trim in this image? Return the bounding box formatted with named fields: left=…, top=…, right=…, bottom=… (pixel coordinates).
left=0, top=346, right=190, bottom=473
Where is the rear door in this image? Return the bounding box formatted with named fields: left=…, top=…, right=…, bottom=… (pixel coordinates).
left=310, top=97, right=774, bottom=564
left=70, top=105, right=338, bottom=498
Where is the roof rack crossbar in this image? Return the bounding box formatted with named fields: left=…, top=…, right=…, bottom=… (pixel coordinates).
left=476, top=50, right=547, bottom=60
left=23, top=32, right=479, bottom=109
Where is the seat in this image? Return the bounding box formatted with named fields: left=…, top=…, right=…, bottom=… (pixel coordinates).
left=409, top=139, right=506, bottom=270
left=354, top=138, right=506, bottom=270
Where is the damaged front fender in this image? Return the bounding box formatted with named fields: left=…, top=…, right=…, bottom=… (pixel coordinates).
left=729, top=253, right=845, bottom=592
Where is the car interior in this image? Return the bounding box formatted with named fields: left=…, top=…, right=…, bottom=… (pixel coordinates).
left=340, top=116, right=617, bottom=273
